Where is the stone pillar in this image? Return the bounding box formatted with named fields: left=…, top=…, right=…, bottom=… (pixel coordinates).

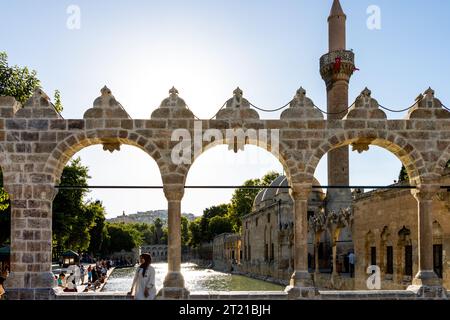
left=4, top=181, right=56, bottom=300
left=157, top=184, right=189, bottom=299
left=329, top=228, right=343, bottom=289
left=285, top=186, right=318, bottom=299
left=407, top=185, right=446, bottom=298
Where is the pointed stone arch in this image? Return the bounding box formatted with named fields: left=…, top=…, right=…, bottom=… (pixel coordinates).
left=305, top=129, right=427, bottom=185
left=43, top=129, right=165, bottom=185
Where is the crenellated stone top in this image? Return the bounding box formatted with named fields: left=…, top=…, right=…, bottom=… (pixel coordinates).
left=280, top=87, right=323, bottom=120
left=15, top=88, right=62, bottom=119
left=345, top=87, right=386, bottom=119
left=150, top=86, right=195, bottom=119
left=215, top=87, right=260, bottom=120
left=83, top=86, right=131, bottom=119
left=0, top=96, right=21, bottom=118
left=407, top=88, right=450, bottom=119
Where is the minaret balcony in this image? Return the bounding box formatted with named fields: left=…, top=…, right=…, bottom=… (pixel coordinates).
left=320, top=50, right=355, bottom=85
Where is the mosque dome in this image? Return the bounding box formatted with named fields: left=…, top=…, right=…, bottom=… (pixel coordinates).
left=252, top=176, right=324, bottom=210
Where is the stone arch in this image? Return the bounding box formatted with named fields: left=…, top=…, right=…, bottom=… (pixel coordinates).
left=432, top=143, right=450, bottom=177
left=306, top=129, right=427, bottom=185
left=192, top=135, right=294, bottom=187
left=43, top=129, right=165, bottom=185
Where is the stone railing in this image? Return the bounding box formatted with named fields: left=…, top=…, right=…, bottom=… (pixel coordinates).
left=319, top=49, right=355, bottom=70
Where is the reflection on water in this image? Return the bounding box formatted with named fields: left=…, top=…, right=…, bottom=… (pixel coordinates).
left=102, top=262, right=284, bottom=292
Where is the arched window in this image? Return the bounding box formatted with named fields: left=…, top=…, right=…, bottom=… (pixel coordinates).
left=398, top=226, right=413, bottom=279
left=381, top=226, right=393, bottom=276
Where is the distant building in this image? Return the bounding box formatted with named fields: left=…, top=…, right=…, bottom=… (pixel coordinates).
left=213, top=233, right=241, bottom=272
left=239, top=176, right=328, bottom=285
left=141, top=245, right=168, bottom=262
left=107, top=210, right=196, bottom=225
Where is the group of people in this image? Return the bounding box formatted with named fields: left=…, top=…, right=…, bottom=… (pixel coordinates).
left=55, top=253, right=157, bottom=299
left=56, top=260, right=113, bottom=292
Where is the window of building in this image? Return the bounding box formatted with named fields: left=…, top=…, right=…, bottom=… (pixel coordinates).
left=256, top=218, right=259, bottom=227
left=267, top=213, right=271, bottom=223
left=264, top=244, right=269, bottom=261
left=386, top=246, right=393, bottom=275
left=433, top=244, right=443, bottom=278
left=271, top=243, right=274, bottom=262
left=405, top=245, right=413, bottom=276
left=318, top=243, right=324, bottom=259
left=370, top=247, right=376, bottom=266
left=307, top=211, right=314, bottom=220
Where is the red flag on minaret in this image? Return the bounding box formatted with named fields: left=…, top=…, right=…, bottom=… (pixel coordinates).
left=334, top=57, right=342, bottom=72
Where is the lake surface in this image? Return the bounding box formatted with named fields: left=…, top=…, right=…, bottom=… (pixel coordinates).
left=102, top=262, right=284, bottom=292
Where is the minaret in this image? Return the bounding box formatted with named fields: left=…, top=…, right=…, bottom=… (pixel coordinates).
left=320, top=0, right=355, bottom=212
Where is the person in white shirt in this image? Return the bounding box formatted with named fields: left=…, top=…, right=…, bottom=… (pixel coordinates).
left=348, top=252, right=355, bottom=277
left=128, top=253, right=156, bottom=300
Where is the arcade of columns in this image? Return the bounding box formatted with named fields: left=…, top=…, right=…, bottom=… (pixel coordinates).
left=2, top=0, right=449, bottom=299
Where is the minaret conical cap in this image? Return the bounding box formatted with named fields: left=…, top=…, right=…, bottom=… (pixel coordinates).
left=330, top=0, right=345, bottom=17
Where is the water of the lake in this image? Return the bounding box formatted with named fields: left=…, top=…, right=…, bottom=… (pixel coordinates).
left=102, top=262, right=284, bottom=292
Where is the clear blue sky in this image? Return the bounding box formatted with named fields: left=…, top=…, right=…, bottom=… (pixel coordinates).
left=2, top=0, right=450, bottom=218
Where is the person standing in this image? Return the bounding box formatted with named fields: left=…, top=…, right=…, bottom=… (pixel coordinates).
left=348, top=251, right=355, bottom=278
left=79, top=264, right=85, bottom=285
left=128, top=253, right=156, bottom=300
left=87, top=265, right=92, bottom=283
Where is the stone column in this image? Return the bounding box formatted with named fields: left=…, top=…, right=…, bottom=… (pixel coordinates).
left=285, top=186, right=318, bottom=299
left=329, top=228, right=343, bottom=289
left=157, top=184, right=189, bottom=299
left=4, top=180, right=56, bottom=300
left=407, top=185, right=446, bottom=298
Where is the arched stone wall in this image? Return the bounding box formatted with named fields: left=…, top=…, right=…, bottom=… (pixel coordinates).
left=1, top=85, right=449, bottom=299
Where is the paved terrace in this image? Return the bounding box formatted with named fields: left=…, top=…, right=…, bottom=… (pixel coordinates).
left=53, top=290, right=449, bottom=300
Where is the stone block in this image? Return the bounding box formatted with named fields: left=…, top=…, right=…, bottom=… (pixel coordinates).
left=68, top=119, right=85, bottom=130
left=28, top=120, right=49, bottom=130
left=49, top=119, right=67, bottom=130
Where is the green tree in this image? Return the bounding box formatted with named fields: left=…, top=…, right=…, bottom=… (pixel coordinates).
left=228, top=171, right=279, bottom=232
left=200, top=204, right=229, bottom=242
left=208, top=215, right=233, bottom=237
left=53, top=89, right=63, bottom=113
left=181, top=216, right=190, bottom=246
left=160, top=225, right=169, bottom=245
left=132, top=223, right=155, bottom=245
left=398, top=165, right=409, bottom=182
left=87, top=200, right=108, bottom=256
left=103, top=223, right=143, bottom=253
left=0, top=51, right=41, bottom=104
left=188, top=217, right=203, bottom=247
left=0, top=170, right=9, bottom=212
left=153, top=218, right=164, bottom=244
left=0, top=205, right=10, bottom=246
left=52, top=157, right=90, bottom=257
